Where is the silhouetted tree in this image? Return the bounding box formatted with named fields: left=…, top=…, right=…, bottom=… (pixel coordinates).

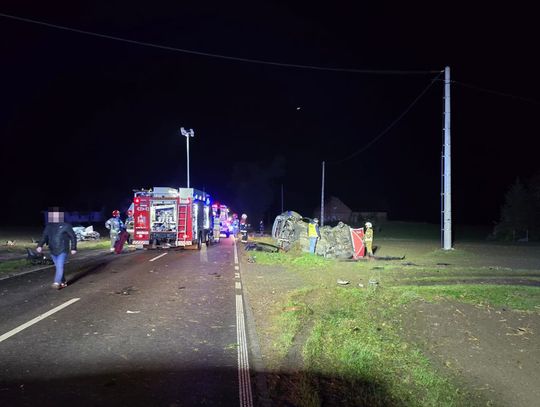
left=494, top=178, right=536, bottom=240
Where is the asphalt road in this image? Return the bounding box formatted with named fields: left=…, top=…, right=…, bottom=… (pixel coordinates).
left=0, top=238, right=249, bottom=406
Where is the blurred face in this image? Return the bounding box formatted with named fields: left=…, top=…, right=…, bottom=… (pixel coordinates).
left=48, top=211, right=64, bottom=223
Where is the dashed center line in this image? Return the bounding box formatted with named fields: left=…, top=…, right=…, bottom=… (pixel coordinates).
left=149, top=252, right=168, bottom=262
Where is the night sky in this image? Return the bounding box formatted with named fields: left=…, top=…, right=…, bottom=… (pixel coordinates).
left=1, top=2, right=538, bottom=227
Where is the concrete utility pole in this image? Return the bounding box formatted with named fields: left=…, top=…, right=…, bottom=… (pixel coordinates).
left=442, top=66, right=452, bottom=250
left=320, top=161, right=325, bottom=226
left=180, top=127, right=195, bottom=188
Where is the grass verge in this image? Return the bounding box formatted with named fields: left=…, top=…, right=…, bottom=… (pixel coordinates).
left=272, top=287, right=465, bottom=406
left=390, top=284, right=540, bottom=311
left=0, top=259, right=34, bottom=275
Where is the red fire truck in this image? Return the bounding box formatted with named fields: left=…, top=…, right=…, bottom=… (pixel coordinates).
left=131, top=187, right=212, bottom=249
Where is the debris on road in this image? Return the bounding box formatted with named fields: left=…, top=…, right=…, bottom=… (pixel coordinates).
left=126, top=310, right=141, bottom=314
left=337, top=279, right=350, bottom=285
left=244, top=241, right=280, bottom=253
left=26, top=248, right=54, bottom=265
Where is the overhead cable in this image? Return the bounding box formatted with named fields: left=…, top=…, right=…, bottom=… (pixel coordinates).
left=333, top=71, right=444, bottom=165
left=449, top=80, right=539, bottom=105
left=0, top=12, right=440, bottom=75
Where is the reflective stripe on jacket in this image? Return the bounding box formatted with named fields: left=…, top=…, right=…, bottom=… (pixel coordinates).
left=364, top=228, right=373, bottom=242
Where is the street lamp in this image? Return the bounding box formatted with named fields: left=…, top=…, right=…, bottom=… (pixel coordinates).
left=180, top=127, right=195, bottom=188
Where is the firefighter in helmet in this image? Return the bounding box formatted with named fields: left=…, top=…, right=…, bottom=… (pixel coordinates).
left=105, top=210, right=124, bottom=252
left=239, top=213, right=248, bottom=243
left=125, top=209, right=134, bottom=244
left=364, top=221, right=374, bottom=257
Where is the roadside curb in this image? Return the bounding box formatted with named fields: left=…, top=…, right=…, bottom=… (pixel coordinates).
left=238, top=246, right=272, bottom=407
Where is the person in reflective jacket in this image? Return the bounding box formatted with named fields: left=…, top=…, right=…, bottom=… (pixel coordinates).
left=308, top=218, right=321, bottom=254
left=37, top=209, right=77, bottom=289
left=105, top=210, right=124, bottom=252
left=364, top=222, right=374, bottom=256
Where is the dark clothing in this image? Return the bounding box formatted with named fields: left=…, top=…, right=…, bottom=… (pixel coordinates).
left=114, top=230, right=129, bottom=254
left=38, top=222, right=77, bottom=256
left=240, top=220, right=248, bottom=243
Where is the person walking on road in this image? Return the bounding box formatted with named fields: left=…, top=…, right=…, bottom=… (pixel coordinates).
left=37, top=209, right=77, bottom=289
left=308, top=218, right=321, bottom=254
left=105, top=210, right=124, bottom=252
left=364, top=221, right=374, bottom=257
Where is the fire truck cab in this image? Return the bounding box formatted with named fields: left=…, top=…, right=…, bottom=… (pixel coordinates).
left=131, top=187, right=212, bottom=249
left=212, top=204, right=232, bottom=238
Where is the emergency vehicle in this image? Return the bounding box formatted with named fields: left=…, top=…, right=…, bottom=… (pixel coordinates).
left=130, top=187, right=212, bottom=249
left=212, top=203, right=233, bottom=238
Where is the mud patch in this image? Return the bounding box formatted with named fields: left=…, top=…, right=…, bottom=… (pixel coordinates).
left=402, top=299, right=540, bottom=406
left=402, top=278, right=540, bottom=287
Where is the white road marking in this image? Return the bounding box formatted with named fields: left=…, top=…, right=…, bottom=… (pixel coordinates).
left=235, top=273, right=240, bottom=279
left=0, top=298, right=80, bottom=343
left=233, top=239, right=253, bottom=407
left=235, top=282, right=242, bottom=290
left=236, top=294, right=253, bottom=407
left=149, top=252, right=168, bottom=262
left=200, top=245, right=208, bottom=263
left=234, top=265, right=239, bottom=270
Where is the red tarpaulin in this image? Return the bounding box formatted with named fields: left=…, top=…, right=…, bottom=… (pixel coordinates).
left=350, top=227, right=365, bottom=259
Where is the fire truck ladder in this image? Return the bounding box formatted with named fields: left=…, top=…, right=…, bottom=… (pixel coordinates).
left=178, top=204, right=188, bottom=245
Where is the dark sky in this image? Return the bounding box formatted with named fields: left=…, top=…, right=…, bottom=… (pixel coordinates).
left=1, top=2, right=539, bottom=226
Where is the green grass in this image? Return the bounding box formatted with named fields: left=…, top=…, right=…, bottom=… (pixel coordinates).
left=249, top=251, right=330, bottom=269
left=282, top=288, right=466, bottom=406
left=76, top=239, right=110, bottom=250
left=269, top=288, right=315, bottom=367
left=254, top=227, right=540, bottom=405
left=0, top=259, right=32, bottom=274
left=391, top=284, right=540, bottom=311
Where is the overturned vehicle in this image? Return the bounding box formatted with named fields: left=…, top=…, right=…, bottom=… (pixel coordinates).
left=271, top=211, right=361, bottom=259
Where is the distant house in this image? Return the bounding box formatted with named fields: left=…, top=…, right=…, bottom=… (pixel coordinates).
left=313, top=196, right=388, bottom=225
left=313, top=196, right=352, bottom=223
left=350, top=211, right=388, bottom=225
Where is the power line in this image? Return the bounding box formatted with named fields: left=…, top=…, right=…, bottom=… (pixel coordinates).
left=449, top=80, right=539, bottom=105
left=333, top=71, right=444, bottom=165
left=0, top=12, right=440, bottom=75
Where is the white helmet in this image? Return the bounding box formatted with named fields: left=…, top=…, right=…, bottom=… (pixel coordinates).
left=241, top=213, right=247, bottom=219
left=365, top=222, right=372, bottom=228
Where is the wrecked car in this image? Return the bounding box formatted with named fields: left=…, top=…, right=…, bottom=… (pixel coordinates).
left=272, top=211, right=356, bottom=259
left=73, top=225, right=101, bottom=241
